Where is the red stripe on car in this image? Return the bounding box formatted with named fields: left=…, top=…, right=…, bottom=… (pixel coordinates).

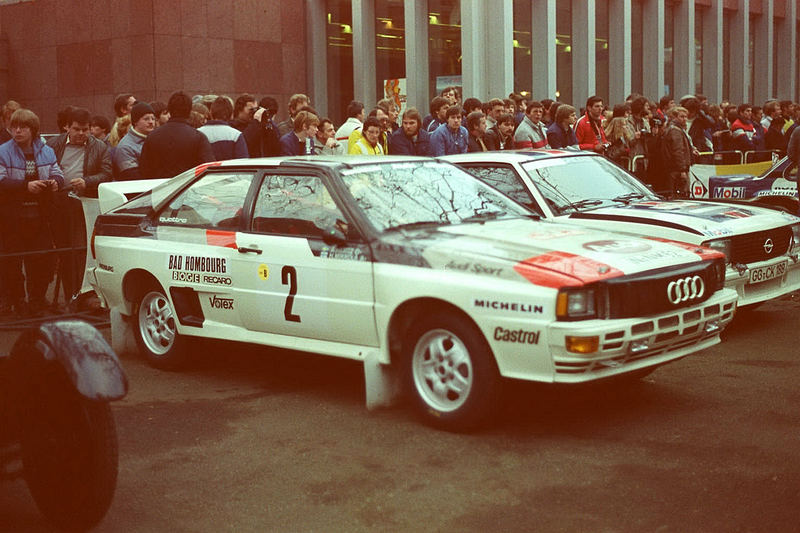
left=194, top=161, right=222, bottom=176
left=206, top=230, right=237, bottom=249
left=514, top=251, right=624, bottom=288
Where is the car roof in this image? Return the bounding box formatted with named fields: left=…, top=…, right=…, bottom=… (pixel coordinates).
left=209, top=155, right=435, bottom=172
left=440, top=149, right=593, bottom=164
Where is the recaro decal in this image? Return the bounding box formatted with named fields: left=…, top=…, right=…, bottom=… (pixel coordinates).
left=513, top=251, right=624, bottom=288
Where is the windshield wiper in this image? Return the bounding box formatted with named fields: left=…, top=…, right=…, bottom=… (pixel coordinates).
left=461, top=211, right=507, bottom=224
left=384, top=220, right=451, bottom=232
left=612, top=192, right=647, bottom=204
left=569, top=199, right=606, bottom=210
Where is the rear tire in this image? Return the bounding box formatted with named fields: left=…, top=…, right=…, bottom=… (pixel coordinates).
left=21, top=366, right=118, bottom=531
left=404, top=313, right=501, bottom=432
left=134, top=287, right=188, bottom=369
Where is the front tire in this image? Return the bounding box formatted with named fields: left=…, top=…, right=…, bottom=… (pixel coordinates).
left=134, top=288, right=187, bottom=369
left=404, top=313, right=501, bottom=432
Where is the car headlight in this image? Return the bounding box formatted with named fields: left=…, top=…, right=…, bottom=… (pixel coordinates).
left=701, top=238, right=732, bottom=262
left=556, top=287, right=597, bottom=320
left=791, top=224, right=800, bottom=251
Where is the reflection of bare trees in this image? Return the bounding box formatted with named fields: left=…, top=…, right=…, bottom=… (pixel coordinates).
left=343, top=164, right=512, bottom=231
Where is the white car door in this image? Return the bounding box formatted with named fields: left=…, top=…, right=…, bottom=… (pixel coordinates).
left=230, top=171, right=379, bottom=347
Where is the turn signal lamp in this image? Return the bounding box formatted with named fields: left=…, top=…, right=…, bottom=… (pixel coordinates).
left=565, top=335, right=600, bottom=354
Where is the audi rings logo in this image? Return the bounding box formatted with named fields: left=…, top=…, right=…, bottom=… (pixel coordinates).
left=667, top=276, right=705, bottom=305
left=764, top=238, right=774, bottom=254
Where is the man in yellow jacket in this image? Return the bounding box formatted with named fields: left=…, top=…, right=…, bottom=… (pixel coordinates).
left=348, top=117, right=385, bottom=155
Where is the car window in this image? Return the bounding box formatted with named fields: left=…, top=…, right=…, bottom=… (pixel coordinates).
left=460, top=165, right=542, bottom=214
left=339, top=161, right=530, bottom=232
left=521, top=156, right=658, bottom=214
left=251, top=174, right=349, bottom=238
left=156, top=172, right=254, bottom=228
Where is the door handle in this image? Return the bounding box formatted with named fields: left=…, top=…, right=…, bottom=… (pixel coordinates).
left=237, top=245, right=263, bottom=254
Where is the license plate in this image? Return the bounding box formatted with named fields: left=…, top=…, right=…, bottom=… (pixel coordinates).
left=749, top=261, right=788, bottom=284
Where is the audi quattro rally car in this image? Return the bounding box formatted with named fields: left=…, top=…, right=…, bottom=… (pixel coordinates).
left=444, top=151, right=800, bottom=308
left=89, top=156, right=736, bottom=431
left=705, top=155, right=799, bottom=213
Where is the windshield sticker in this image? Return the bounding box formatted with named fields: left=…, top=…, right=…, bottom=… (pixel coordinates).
left=583, top=240, right=652, bottom=254
left=526, top=158, right=567, bottom=169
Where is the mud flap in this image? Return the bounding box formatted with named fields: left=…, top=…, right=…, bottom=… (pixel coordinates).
left=363, top=350, right=401, bottom=409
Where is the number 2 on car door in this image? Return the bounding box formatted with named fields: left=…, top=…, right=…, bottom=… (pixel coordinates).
left=282, top=265, right=300, bottom=322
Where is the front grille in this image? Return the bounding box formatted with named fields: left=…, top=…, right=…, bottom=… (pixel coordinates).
left=554, top=300, right=736, bottom=375
left=730, top=226, right=792, bottom=264
left=604, top=261, right=720, bottom=319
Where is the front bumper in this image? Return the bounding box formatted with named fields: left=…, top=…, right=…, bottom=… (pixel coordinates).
left=548, top=287, right=738, bottom=382
left=725, top=253, right=800, bottom=307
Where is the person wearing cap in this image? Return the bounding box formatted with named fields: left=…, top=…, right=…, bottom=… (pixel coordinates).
left=139, top=91, right=215, bottom=179
left=112, top=100, right=155, bottom=180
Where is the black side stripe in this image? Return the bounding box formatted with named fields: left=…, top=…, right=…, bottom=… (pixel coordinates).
left=568, top=212, right=705, bottom=236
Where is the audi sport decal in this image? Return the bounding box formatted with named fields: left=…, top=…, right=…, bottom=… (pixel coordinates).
left=514, top=251, right=624, bottom=288
left=445, top=260, right=503, bottom=277
left=206, top=230, right=237, bottom=249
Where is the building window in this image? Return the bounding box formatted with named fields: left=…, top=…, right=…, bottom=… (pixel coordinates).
left=555, top=1, right=571, bottom=105
left=375, top=0, right=405, bottom=107
left=664, top=0, right=674, bottom=98
left=513, top=0, right=532, bottom=96
left=631, top=0, right=643, bottom=97
left=428, top=0, right=461, bottom=99
left=695, top=5, right=703, bottom=95
left=595, top=0, right=609, bottom=103
left=326, top=0, right=354, bottom=125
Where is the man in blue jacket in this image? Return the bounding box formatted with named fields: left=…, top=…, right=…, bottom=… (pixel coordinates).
left=388, top=108, right=431, bottom=156
left=0, top=108, right=64, bottom=315
left=429, top=107, right=468, bottom=156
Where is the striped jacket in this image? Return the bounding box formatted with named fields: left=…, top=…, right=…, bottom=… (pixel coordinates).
left=514, top=116, right=549, bottom=149
left=199, top=120, right=249, bottom=161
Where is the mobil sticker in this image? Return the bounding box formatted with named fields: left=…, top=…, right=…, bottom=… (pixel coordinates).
left=711, top=186, right=747, bottom=199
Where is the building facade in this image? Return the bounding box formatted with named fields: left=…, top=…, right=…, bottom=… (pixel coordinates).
left=0, top=0, right=797, bottom=129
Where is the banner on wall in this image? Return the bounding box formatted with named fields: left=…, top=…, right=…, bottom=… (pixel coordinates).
left=435, top=75, right=462, bottom=95
left=384, top=78, right=407, bottom=116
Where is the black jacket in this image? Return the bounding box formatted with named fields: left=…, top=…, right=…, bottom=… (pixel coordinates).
left=387, top=128, right=431, bottom=156
left=139, top=118, right=215, bottom=179
left=242, top=118, right=280, bottom=157
left=47, top=133, right=112, bottom=196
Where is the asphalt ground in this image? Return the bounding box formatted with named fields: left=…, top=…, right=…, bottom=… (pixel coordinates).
left=1, top=293, right=799, bottom=532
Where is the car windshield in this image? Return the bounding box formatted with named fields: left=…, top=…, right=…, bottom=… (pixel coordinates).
left=521, top=155, right=659, bottom=214
left=339, top=161, right=531, bottom=232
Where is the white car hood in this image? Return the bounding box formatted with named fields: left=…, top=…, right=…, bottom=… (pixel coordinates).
left=569, top=200, right=800, bottom=238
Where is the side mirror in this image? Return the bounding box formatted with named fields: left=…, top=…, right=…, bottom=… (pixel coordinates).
left=322, top=225, right=348, bottom=246
left=782, top=163, right=798, bottom=182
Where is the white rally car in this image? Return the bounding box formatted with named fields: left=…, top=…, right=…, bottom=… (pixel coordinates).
left=444, top=151, right=800, bottom=308
left=89, top=157, right=736, bottom=431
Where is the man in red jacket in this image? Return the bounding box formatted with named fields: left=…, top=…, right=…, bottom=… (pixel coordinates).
left=575, top=95, right=608, bottom=153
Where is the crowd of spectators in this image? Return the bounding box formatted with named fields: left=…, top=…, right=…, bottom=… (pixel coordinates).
left=1, top=86, right=799, bottom=318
